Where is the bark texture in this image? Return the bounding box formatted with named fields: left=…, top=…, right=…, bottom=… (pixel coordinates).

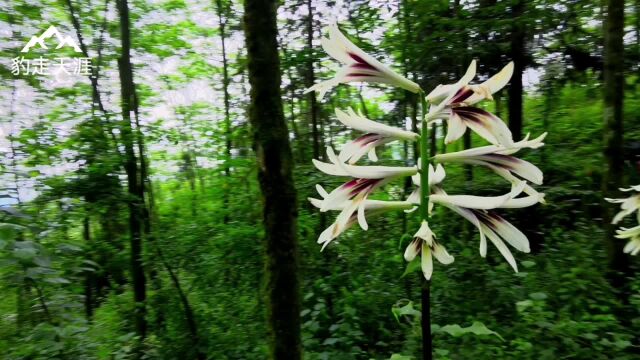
left=116, top=0, right=147, bottom=341
left=602, top=0, right=629, bottom=294
left=243, top=0, right=302, bottom=358
left=508, top=0, right=525, bottom=141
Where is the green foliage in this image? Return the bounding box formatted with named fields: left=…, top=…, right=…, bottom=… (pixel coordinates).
left=436, top=322, right=504, bottom=341
left=1, top=0, right=639, bottom=358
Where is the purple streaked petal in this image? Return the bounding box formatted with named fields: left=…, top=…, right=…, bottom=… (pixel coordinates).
left=346, top=72, right=377, bottom=77
left=348, top=52, right=376, bottom=69
left=450, top=86, right=474, bottom=104
left=350, top=62, right=378, bottom=71
left=354, top=133, right=383, bottom=145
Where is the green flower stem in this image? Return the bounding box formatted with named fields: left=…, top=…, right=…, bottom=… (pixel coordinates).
left=418, top=90, right=433, bottom=360
left=419, top=91, right=430, bottom=222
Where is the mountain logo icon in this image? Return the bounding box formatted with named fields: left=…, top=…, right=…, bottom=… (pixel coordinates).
left=21, top=25, right=82, bottom=53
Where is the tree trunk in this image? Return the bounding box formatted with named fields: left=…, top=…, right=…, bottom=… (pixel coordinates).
left=116, top=0, right=147, bottom=341
left=508, top=0, right=525, bottom=141
left=306, top=0, right=320, bottom=160
left=602, top=0, right=629, bottom=299
left=153, top=240, right=205, bottom=359
left=216, top=0, right=233, bottom=223
left=83, top=215, right=94, bottom=320
left=280, top=42, right=304, bottom=163
left=243, top=0, right=302, bottom=357
left=636, top=0, right=640, bottom=53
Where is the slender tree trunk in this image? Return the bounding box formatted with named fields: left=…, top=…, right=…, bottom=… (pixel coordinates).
left=65, top=0, right=120, bottom=145
left=540, top=88, right=553, bottom=165
left=243, top=0, right=302, bottom=358
left=116, top=0, right=147, bottom=342
left=306, top=0, right=320, bottom=160
left=83, top=215, right=94, bottom=320
left=462, top=133, right=473, bottom=183
left=216, top=0, right=233, bottom=223
left=508, top=0, right=525, bottom=142
left=636, top=0, right=640, bottom=53
left=602, top=0, right=630, bottom=299
left=400, top=0, right=416, bottom=303
left=357, top=91, right=369, bottom=118
left=6, top=38, right=30, bottom=331
left=305, top=0, right=327, bottom=230
left=153, top=239, right=205, bottom=359
left=280, top=42, right=304, bottom=162
left=495, top=92, right=503, bottom=119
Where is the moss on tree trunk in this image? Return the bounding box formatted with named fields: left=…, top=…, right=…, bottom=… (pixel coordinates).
left=243, top=0, right=302, bottom=358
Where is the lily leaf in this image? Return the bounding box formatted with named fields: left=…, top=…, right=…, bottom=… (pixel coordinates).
left=437, top=321, right=504, bottom=341
left=401, top=257, right=420, bottom=278
left=391, top=300, right=421, bottom=323
left=389, top=354, right=414, bottom=360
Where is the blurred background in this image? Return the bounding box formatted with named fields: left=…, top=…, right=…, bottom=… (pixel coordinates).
left=0, top=0, right=639, bottom=358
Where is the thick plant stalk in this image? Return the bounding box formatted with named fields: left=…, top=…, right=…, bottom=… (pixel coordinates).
left=421, top=279, right=432, bottom=360
left=419, top=91, right=432, bottom=360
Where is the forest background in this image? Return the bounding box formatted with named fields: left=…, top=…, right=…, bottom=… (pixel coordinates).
left=0, top=0, right=639, bottom=359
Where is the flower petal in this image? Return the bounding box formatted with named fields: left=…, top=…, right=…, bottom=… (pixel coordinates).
left=307, top=24, right=420, bottom=95
left=426, top=60, right=477, bottom=106
left=445, top=110, right=467, bottom=144
left=404, top=238, right=422, bottom=262
left=422, top=242, right=433, bottom=280
left=432, top=243, right=454, bottom=265
left=336, top=108, right=418, bottom=140
left=430, top=193, right=511, bottom=210
left=481, top=212, right=530, bottom=253
left=453, top=107, right=514, bottom=147
left=465, top=62, right=514, bottom=105
left=481, top=223, right=518, bottom=272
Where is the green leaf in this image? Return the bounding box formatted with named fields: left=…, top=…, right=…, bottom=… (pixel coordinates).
left=322, top=338, right=339, bottom=345
left=389, top=354, right=414, bottom=360
left=521, top=260, right=536, bottom=268
left=398, top=233, right=412, bottom=250
left=44, top=277, right=71, bottom=284
left=401, top=257, right=420, bottom=278
left=437, top=321, right=504, bottom=341
left=529, top=292, right=548, bottom=300
left=13, top=247, right=37, bottom=260
left=391, top=301, right=421, bottom=323
left=516, top=299, right=534, bottom=312
left=33, top=256, right=51, bottom=267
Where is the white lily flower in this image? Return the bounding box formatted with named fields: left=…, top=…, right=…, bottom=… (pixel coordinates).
left=426, top=61, right=513, bottom=107
left=313, top=147, right=418, bottom=181
left=336, top=108, right=419, bottom=164
left=616, top=225, right=640, bottom=255
left=408, top=163, right=536, bottom=210
left=407, top=163, right=531, bottom=271
left=310, top=189, right=414, bottom=250
left=605, top=185, right=640, bottom=224
left=440, top=200, right=529, bottom=272
left=304, top=23, right=420, bottom=98
left=405, top=163, right=445, bottom=208
left=404, top=221, right=454, bottom=280
left=313, top=147, right=417, bottom=233
left=442, top=106, right=514, bottom=147
left=621, top=185, right=640, bottom=192
left=465, top=62, right=514, bottom=105
left=425, top=61, right=477, bottom=106
left=426, top=61, right=515, bottom=147
left=433, top=137, right=545, bottom=186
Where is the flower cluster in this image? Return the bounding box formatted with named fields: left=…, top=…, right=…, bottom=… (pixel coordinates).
left=307, top=23, right=546, bottom=280
left=606, top=185, right=640, bottom=255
